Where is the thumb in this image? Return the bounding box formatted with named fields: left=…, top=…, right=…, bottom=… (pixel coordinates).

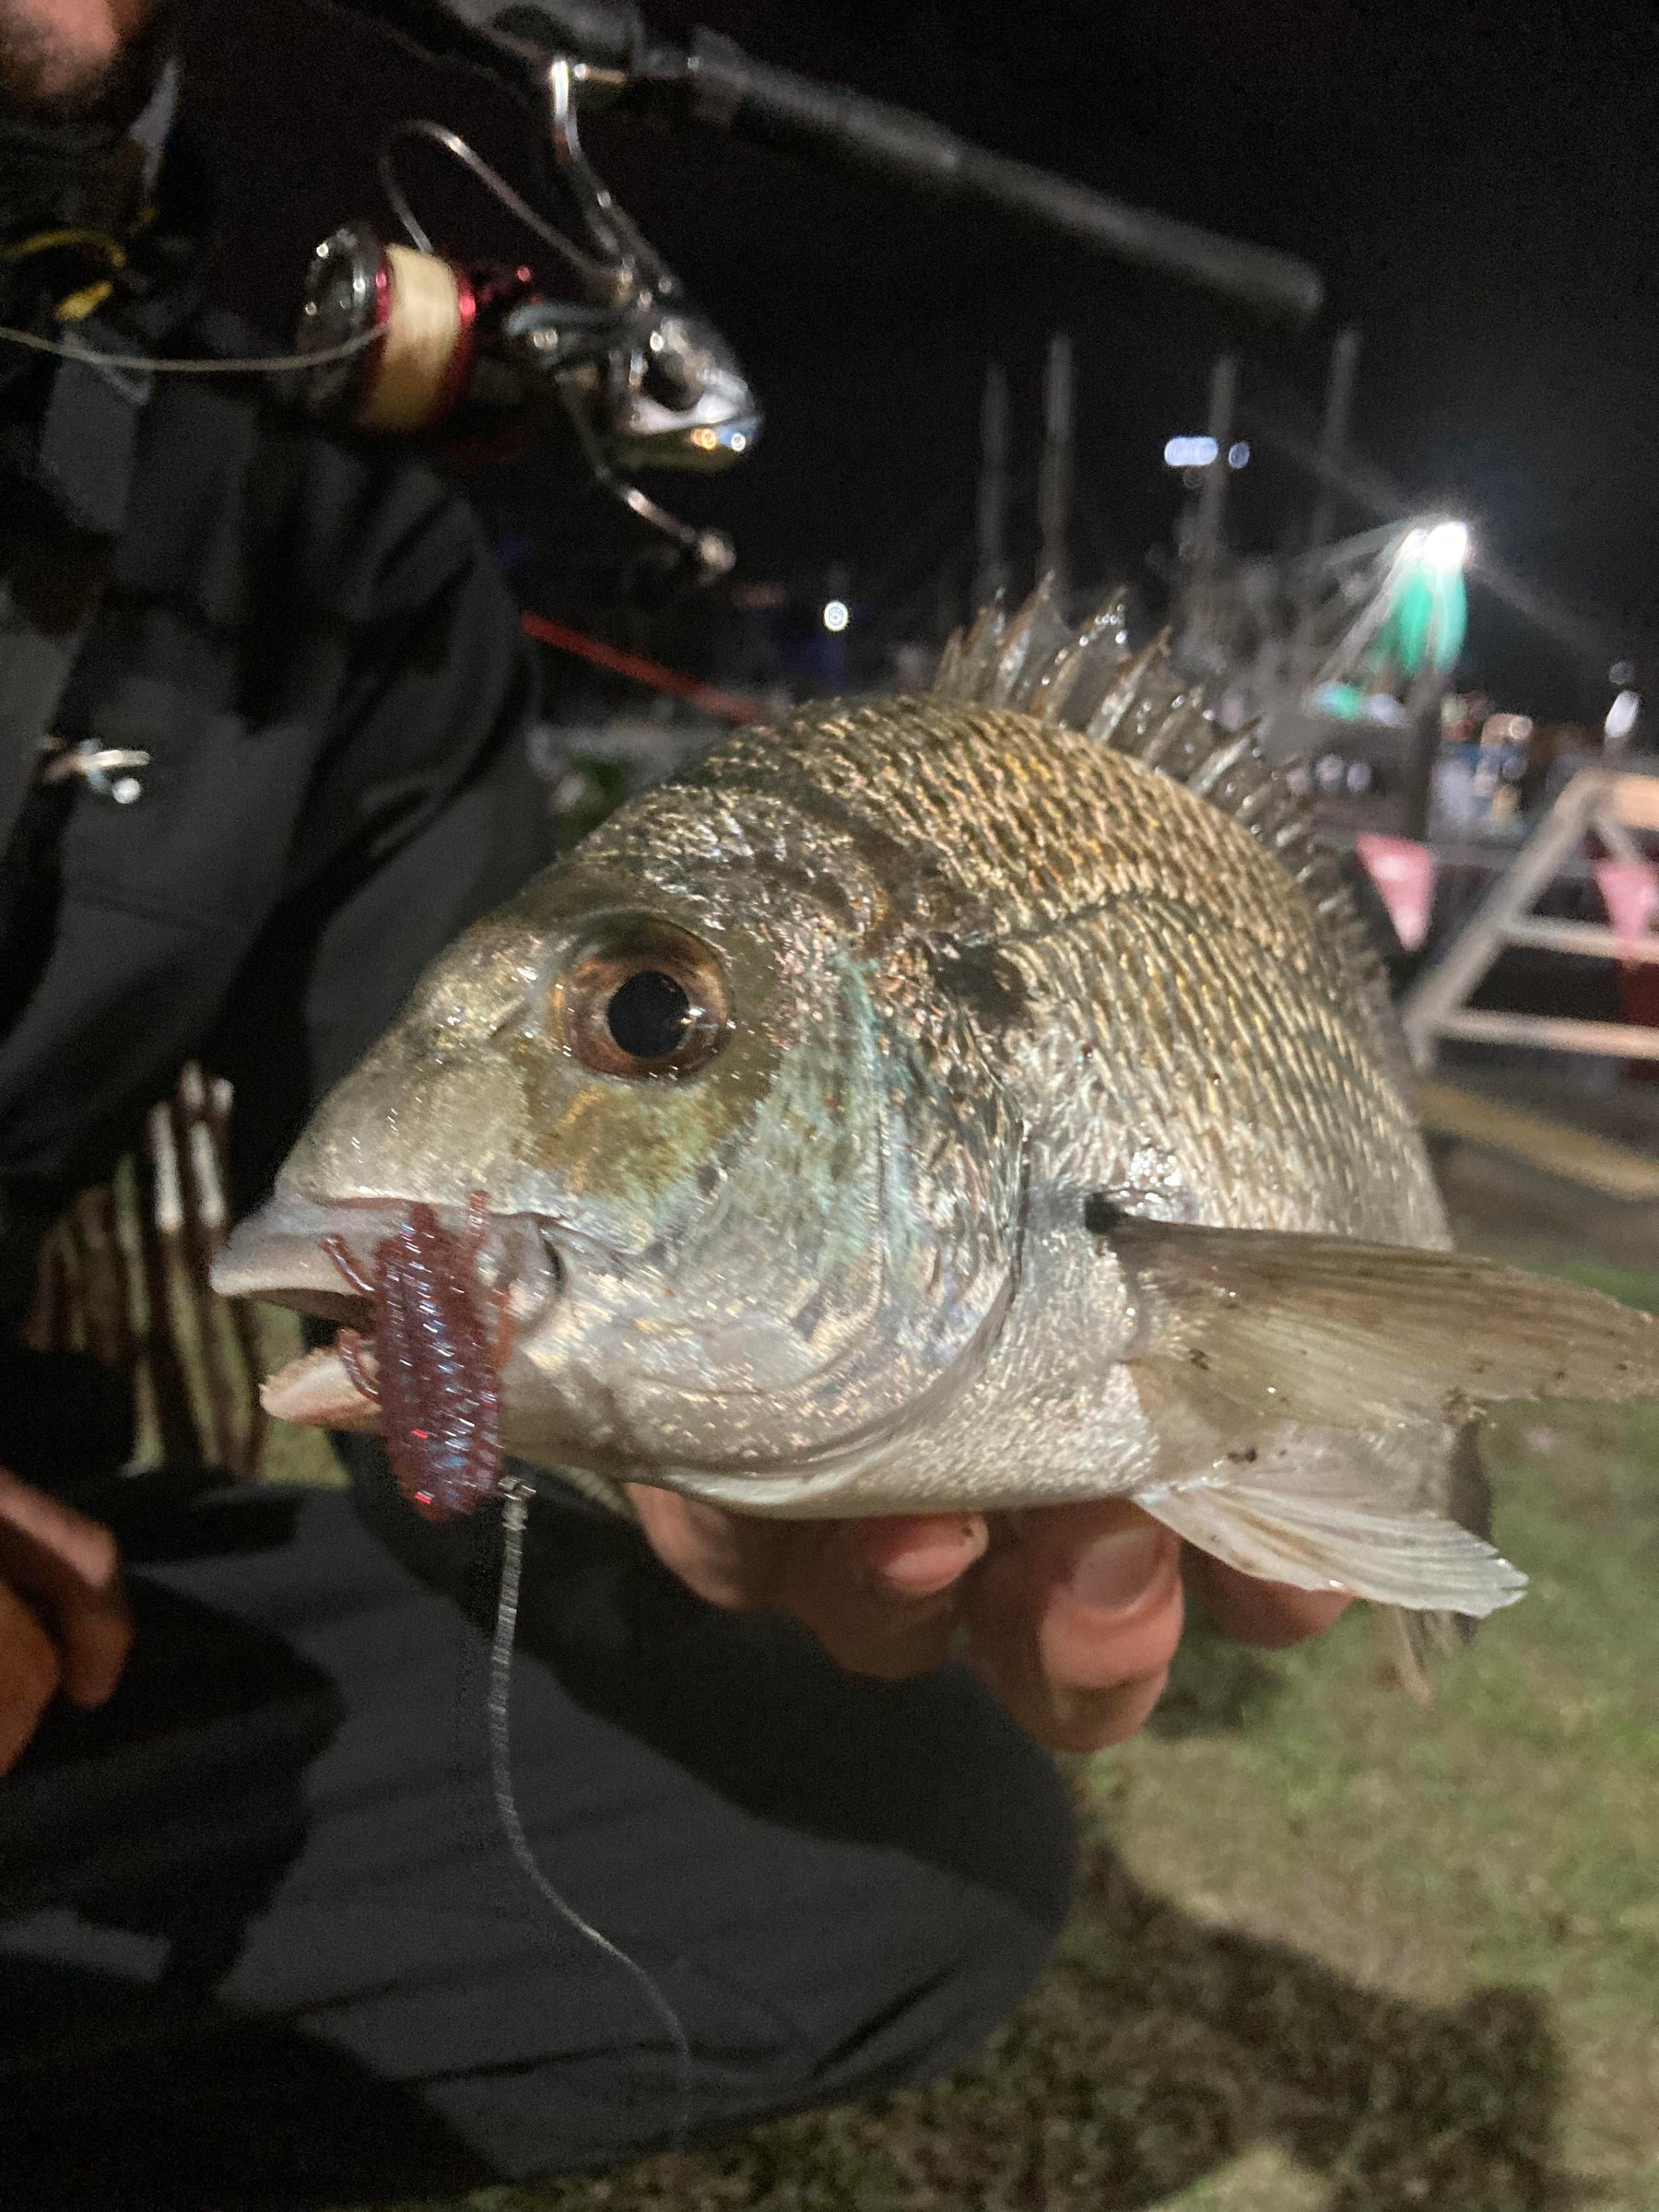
left=963, top=1500, right=1184, bottom=1751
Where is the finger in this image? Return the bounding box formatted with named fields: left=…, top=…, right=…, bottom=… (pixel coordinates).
left=624, top=1484, right=792, bottom=1609
left=963, top=1501, right=1185, bottom=1751
left=1013, top=1665, right=1173, bottom=1753
left=774, top=1523, right=966, bottom=1680
left=0, top=1466, right=119, bottom=1586
left=0, top=1473, right=132, bottom=1707
left=1029, top=1504, right=1185, bottom=1688
left=788, top=1514, right=986, bottom=1683
left=843, top=1513, right=988, bottom=1598
left=1182, top=1549, right=1352, bottom=1649
left=0, top=1582, right=61, bottom=1773
left=627, top=1488, right=981, bottom=1678
left=54, top=1575, right=134, bottom=1707
left=970, top=1632, right=1173, bottom=1753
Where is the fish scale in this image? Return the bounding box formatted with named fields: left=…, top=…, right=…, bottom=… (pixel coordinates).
left=702, top=698, right=1405, bottom=1238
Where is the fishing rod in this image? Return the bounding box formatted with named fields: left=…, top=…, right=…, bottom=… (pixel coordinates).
left=286, top=0, right=1324, bottom=572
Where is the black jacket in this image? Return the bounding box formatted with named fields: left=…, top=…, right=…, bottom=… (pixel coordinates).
left=0, top=367, right=548, bottom=1327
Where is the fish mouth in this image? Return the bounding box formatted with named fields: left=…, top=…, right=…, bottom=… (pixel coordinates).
left=214, top=1192, right=562, bottom=1316
left=212, top=1191, right=565, bottom=1429
left=213, top=1193, right=387, bottom=1324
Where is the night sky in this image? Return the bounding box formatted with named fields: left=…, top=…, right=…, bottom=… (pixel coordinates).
left=182, top=0, right=1659, bottom=717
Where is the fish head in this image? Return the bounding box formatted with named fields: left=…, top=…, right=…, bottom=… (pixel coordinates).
left=216, top=769, right=1023, bottom=1486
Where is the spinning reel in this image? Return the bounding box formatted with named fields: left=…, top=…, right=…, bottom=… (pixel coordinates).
left=294, top=53, right=758, bottom=574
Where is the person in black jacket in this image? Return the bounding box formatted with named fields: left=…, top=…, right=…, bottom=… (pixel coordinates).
left=0, top=4, right=1347, bottom=2204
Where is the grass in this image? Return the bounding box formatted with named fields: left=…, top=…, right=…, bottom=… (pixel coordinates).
left=309, top=1253, right=1659, bottom=2212
left=254, top=1306, right=346, bottom=1489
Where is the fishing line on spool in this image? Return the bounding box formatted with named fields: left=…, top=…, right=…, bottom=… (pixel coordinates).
left=486, top=1474, right=694, bottom=2147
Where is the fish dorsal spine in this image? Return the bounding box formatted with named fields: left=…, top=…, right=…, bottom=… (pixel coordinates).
left=932, top=578, right=1394, bottom=1048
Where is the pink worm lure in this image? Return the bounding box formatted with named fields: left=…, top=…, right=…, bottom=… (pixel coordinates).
left=324, top=1192, right=512, bottom=1522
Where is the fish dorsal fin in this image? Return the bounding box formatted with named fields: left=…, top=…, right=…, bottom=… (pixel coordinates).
left=1094, top=1203, right=1659, bottom=1430
left=935, top=595, right=1007, bottom=703
left=936, top=580, right=1074, bottom=712
left=933, top=583, right=1391, bottom=1035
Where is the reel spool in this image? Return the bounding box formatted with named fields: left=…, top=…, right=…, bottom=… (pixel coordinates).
left=298, top=224, right=479, bottom=433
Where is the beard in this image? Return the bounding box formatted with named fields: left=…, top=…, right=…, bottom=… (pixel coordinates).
left=0, top=2, right=159, bottom=119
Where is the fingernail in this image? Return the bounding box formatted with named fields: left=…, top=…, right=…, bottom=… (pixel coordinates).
left=1065, top=1525, right=1168, bottom=1610
left=850, top=1513, right=986, bottom=1595
left=888, top=1515, right=984, bottom=1583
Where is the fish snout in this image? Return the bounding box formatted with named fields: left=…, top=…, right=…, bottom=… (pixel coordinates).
left=216, top=1192, right=567, bottom=1438
left=211, top=1192, right=564, bottom=1338
left=211, top=1191, right=390, bottom=1321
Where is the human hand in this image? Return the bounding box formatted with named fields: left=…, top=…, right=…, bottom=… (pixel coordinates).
left=0, top=1465, right=133, bottom=1773
left=625, top=1489, right=1349, bottom=1753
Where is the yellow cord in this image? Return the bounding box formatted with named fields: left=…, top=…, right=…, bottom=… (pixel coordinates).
left=0, top=224, right=136, bottom=323
left=54, top=281, right=115, bottom=324
left=0, top=226, right=128, bottom=266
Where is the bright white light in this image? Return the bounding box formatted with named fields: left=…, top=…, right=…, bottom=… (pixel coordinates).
left=729, top=431, right=748, bottom=453
left=1422, top=520, right=1470, bottom=571
left=1163, top=435, right=1218, bottom=468
left=822, top=597, right=850, bottom=633
left=1606, top=688, right=1641, bottom=742
left=1227, top=441, right=1251, bottom=469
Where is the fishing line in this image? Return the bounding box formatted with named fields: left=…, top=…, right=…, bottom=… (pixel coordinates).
left=0, top=323, right=382, bottom=374
left=487, top=1474, right=694, bottom=2148
left=378, top=120, right=617, bottom=295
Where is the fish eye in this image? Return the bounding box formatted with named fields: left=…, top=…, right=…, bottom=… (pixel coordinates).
left=559, top=916, right=732, bottom=1081
left=606, top=968, right=693, bottom=1059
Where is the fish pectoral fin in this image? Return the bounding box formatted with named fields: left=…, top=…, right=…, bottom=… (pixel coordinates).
left=1098, top=1205, right=1659, bottom=1430
left=1135, top=1462, right=1527, bottom=1618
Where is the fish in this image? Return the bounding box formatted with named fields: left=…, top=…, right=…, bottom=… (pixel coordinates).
left=213, top=582, right=1659, bottom=1645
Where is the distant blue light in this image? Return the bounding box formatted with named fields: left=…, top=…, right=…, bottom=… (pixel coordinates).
left=1228, top=441, right=1251, bottom=469
left=1163, top=435, right=1218, bottom=469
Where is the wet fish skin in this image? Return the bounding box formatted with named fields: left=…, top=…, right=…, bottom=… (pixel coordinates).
left=218, top=606, right=1659, bottom=1620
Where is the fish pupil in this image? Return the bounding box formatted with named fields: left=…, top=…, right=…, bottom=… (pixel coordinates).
left=607, top=968, right=692, bottom=1060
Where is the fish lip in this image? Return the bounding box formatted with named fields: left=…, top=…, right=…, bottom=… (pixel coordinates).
left=211, top=1191, right=566, bottom=1335
left=211, top=1193, right=385, bottom=1319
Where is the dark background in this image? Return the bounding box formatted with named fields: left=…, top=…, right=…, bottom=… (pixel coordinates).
left=178, top=0, right=1659, bottom=716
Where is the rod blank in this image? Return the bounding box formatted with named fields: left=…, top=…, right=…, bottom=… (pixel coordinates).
left=337, top=0, right=1324, bottom=321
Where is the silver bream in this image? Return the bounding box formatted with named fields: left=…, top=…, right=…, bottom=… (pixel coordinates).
left=217, top=589, right=1659, bottom=1637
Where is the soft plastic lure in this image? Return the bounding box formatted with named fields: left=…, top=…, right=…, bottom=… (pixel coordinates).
left=324, top=1192, right=509, bottom=1521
